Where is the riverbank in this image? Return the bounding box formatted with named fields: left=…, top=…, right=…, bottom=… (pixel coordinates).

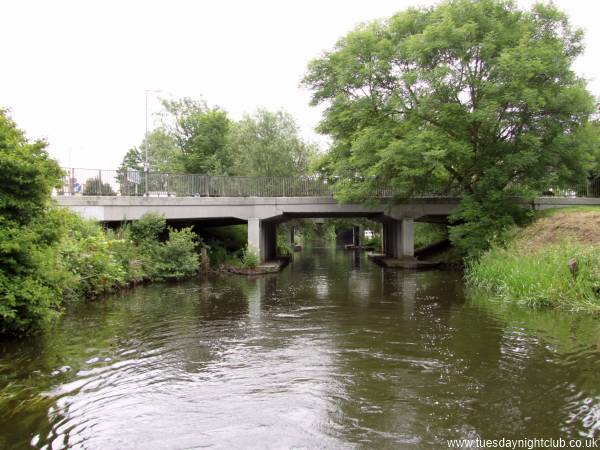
left=0, top=209, right=203, bottom=336
left=467, top=207, right=600, bottom=311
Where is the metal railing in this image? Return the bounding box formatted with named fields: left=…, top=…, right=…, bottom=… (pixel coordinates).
left=54, top=168, right=600, bottom=198
left=56, top=168, right=336, bottom=198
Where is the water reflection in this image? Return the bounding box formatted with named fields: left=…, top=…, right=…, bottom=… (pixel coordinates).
left=0, top=248, right=598, bottom=449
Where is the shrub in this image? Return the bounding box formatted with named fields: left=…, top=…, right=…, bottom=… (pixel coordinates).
left=130, top=213, right=166, bottom=244
left=207, top=241, right=230, bottom=267
left=241, top=245, right=259, bottom=269
left=57, top=210, right=125, bottom=300
left=0, top=110, right=65, bottom=334
left=82, top=177, right=116, bottom=196
left=157, top=227, right=200, bottom=279
left=0, top=222, right=63, bottom=333
left=276, top=233, right=293, bottom=256
left=363, top=234, right=381, bottom=249
left=105, top=226, right=146, bottom=284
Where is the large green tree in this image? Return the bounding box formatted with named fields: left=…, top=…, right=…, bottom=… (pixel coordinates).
left=118, top=128, right=183, bottom=173
left=228, top=109, right=316, bottom=177
left=0, top=109, right=65, bottom=333
left=162, top=97, right=232, bottom=175
left=303, top=0, right=598, bottom=253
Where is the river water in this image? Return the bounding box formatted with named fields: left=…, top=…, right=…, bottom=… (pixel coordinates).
left=1, top=248, right=599, bottom=449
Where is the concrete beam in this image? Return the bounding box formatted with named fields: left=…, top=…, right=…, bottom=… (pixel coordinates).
left=54, top=195, right=463, bottom=223
left=54, top=195, right=600, bottom=226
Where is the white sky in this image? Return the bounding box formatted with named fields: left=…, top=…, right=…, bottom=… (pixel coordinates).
left=1, top=0, right=599, bottom=169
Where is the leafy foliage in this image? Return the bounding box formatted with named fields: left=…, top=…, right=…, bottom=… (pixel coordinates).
left=229, top=109, right=316, bottom=177
left=82, top=177, right=116, bottom=196
left=414, top=223, right=448, bottom=249
left=0, top=113, right=201, bottom=338
left=117, top=129, right=183, bottom=175
left=130, top=212, right=166, bottom=244
left=241, top=244, right=259, bottom=269
left=276, top=228, right=294, bottom=256
left=0, top=110, right=63, bottom=224
left=303, top=0, right=598, bottom=255
left=0, top=110, right=65, bottom=334
left=118, top=98, right=319, bottom=181
left=162, top=97, right=232, bottom=175
left=158, top=227, right=199, bottom=279
left=57, top=210, right=125, bottom=299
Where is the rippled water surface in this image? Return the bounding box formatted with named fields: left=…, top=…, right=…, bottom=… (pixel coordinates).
left=1, top=248, right=600, bottom=449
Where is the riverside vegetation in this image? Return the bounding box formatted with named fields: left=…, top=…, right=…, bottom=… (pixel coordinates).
left=4, top=0, right=600, bottom=335
left=0, top=109, right=203, bottom=335
left=467, top=208, right=600, bottom=311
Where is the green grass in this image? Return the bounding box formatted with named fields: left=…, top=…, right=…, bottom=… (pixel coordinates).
left=467, top=240, right=600, bottom=311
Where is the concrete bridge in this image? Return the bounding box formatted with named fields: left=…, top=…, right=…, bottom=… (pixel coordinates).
left=55, top=168, right=600, bottom=261
left=55, top=194, right=600, bottom=262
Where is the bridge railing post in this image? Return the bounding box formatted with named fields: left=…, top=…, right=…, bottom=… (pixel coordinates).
left=69, top=168, right=74, bottom=195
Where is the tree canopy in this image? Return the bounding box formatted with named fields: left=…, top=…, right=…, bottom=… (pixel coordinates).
left=162, top=97, right=233, bottom=175
left=228, top=109, right=316, bottom=177
left=118, top=100, right=318, bottom=179
left=0, top=110, right=63, bottom=224
left=117, top=129, right=183, bottom=176
left=0, top=109, right=65, bottom=333
left=303, top=0, right=599, bottom=253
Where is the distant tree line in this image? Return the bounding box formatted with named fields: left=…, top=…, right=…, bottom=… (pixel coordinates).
left=118, top=99, right=318, bottom=179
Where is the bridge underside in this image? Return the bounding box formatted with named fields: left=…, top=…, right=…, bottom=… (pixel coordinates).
left=56, top=196, right=462, bottom=262
left=56, top=195, right=600, bottom=262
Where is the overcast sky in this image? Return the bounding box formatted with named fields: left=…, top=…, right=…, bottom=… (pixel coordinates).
left=1, top=0, right=599, bottom=169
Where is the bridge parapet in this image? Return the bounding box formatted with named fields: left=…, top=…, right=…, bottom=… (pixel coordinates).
left=55, top=168, right=600, bottom=199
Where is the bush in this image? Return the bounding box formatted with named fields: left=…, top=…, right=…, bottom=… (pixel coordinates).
left=130, top=212, right=166, bottom=244
left=157, top=227, right=199, bottom=279
left=363, top=234, right=381, bottom=249
left=82, top=177, right=116, bottom=196
left=0, top=110, right=65, bottom=334
left=0, top=222, right=64, bottom=333
left=276, top=233, right=293, bottom=256
left=106, top=226, right=146, bottom=284
left=241, top=245, right=259, bottom=269
left=207, top=241, right=236, bottom=267
left=0, top=110, right=204, bottom=336
left=56, top=210, right=126, bottom=300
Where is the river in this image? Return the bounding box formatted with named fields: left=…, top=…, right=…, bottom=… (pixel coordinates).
left=1, top=248, right=599, bottom=449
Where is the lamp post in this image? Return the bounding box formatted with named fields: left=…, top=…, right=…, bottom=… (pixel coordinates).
left=144, top=89, right=161, bottom=195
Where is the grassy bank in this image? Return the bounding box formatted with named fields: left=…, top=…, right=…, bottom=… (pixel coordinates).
left=467, top=208, right=600, bottom=311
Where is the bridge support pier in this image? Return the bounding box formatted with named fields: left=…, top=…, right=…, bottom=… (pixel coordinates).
left=352, top=225, right=363, bottom=247
left=382, top=218, right=414, bottom=259
left=247, top=218, right=277, bottom=263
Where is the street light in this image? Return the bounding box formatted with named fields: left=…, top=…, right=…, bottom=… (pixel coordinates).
left=144, top=89, right=162, bottom=195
